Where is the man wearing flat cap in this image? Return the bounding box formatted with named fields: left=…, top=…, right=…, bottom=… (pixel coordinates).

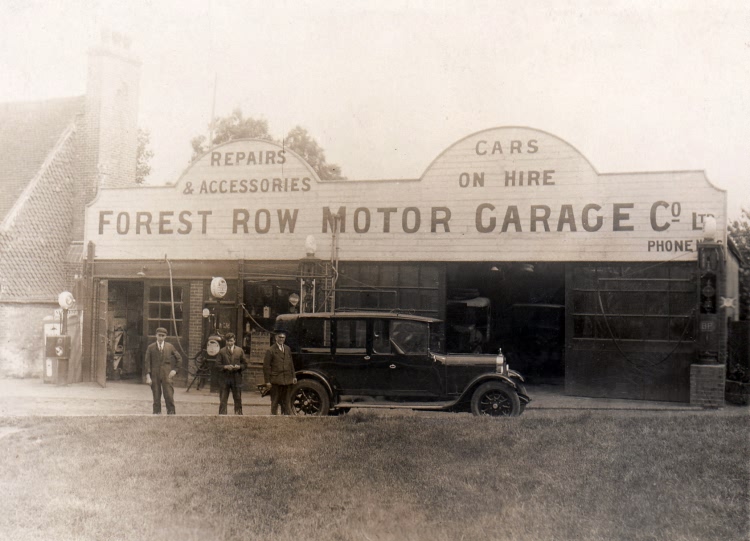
left=145, top=327, right=182, bottom=414
left=263, top=330, right=297, bottom=415
left=217, top=333, right=247, bottom=415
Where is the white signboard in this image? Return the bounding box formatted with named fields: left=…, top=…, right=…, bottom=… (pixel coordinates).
left=85, top=128, right=726, bottom=262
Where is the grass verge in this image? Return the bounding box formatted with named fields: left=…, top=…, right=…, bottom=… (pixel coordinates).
left=0, top=411, right=747, bottom=541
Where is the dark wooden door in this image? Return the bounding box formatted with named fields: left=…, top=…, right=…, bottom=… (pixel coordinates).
left=95, top=279, right=108, bottom=388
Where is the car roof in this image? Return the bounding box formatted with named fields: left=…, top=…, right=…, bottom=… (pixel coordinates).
left=276, top=311, right=442, bottom=324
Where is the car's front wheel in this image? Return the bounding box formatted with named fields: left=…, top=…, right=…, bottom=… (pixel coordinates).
left=289, top=379, right=330, bottom=416
left=470, top=381, right=521, bottom=417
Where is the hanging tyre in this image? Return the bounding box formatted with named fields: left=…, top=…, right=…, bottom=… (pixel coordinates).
left=470, top=381, right=521, bottom=417
left=289, top=379, right=330, bottom=416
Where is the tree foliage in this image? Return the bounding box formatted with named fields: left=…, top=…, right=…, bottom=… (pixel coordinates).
left=191, top=108, right=273, bottom=160
left=135, top=127, right=154, bottom=184
left=190, top=108, right=345, bottom=180
left=728, top=206, right=750, bottom=320
left=283, top=126, right=344, bottom=180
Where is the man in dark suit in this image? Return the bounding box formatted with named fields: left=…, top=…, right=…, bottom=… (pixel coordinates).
left=217, top=332, right=247, bottom=415
left=145, top=327, right=182, bottom=414
left=263, top=330, right=297, bottom=415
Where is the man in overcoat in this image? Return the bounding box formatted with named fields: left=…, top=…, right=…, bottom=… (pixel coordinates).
left=145, top=327, right=182, bottom=414
left=263, top=330, right=297, bottom=415
left=216, top=333, right=247, bottom=415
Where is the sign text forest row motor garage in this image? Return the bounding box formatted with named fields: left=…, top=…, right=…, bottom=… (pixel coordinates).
left=97, top=201, right=708, bottom=240
left=84, top=127, right=726, bottom=262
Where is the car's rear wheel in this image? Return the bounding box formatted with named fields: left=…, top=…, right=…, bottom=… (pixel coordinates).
left=289, top=380, right=330, bottom=416
left=470, top=381, right=521, bottom=417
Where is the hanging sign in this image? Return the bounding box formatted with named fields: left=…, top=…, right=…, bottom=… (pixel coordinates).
left=210, top=277, right=227, bottom=298
left=206, top=335, right=222, bottom=357
left=58, top=291, right=75, bottom=310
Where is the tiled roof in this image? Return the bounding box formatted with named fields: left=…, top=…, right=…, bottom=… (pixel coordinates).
left=0, top=124, right=78, bottom=302
left=0, top=96, right=84, bottom=222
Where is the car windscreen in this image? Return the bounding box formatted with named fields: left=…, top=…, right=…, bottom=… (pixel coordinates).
left=429, top=321, right=446, bottom=354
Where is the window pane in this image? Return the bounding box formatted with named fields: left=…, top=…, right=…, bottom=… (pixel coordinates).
left=336, top=320, right=366, bottom=351
left=670, top=264, right=694, bottom=281
left=337, top=291, right=358, bottom=309
left=420, top=266, right=439, bottom=287
left=338, top=265, right=359, bottom=287
left=361, top=290, right=379, bottom=309
left=379, top=291, right=397, bottom=310
left=643, top=317, right=668, bottom=341
left=621, top=291, right=645, bottom=315
left=360, top=265, right=379, bottom=287
left=670, top=292, right=694, bottom=315
left=573, top=265, right=597, bottom=289
left=670, top=317, right=694, bottom=341
left=380, top=265, right=398, bottom=286
left=420, top=290, right=438, bottom=312
left=618, top=317, right=644, bottom=340
left=399, top=266, right=419, bottom=287
left=573, top=291, right=598, bottom=314
left=299, top=319, right=329, bottom=352
left=373, top=319, right=391, bottom=354
left=390, top=320, right=428, bottom=354
left=148, top=304, right=160, bottom=318
left=644, top=292, right=668, bottom=315
left=401, top=289, right=419, bottom=310
left=573, top=315, right=595, bottom=338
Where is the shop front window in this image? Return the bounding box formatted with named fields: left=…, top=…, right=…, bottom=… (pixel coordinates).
left=570, top=263, right=695, bottom=343
left=337, top=263, right=442, bottom=316
left=147, top=285, right=183, bottom=336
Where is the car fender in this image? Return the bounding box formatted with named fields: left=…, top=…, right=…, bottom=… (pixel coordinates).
left=294, top=369, right=334, bottom=398
left=457, top=374, right=524, bottom=404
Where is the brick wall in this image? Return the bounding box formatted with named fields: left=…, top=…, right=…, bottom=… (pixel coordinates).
left=187, top=281, right=205, bottom=381
left=690, top=364, right=725, bottom=408
left=72, top=33, right=141, bottom=241
left=0, top=303, right=57, bottom=377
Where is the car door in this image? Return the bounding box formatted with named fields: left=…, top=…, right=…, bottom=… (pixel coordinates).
left=332, top=318, right=390, bottom=394
left=292, top=317, right=333, bottom=375
left=374, top=319, right=443, bottom=397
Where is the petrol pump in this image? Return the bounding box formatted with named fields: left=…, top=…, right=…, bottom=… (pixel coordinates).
left=691, top=219, right=728, bottom=408
left=697, top=240, right=726, bottom=364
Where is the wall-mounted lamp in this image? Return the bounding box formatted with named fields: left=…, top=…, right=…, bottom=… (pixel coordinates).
left=305, top=235, right=317, bottom=257
left=702, top=216, right=717, bottom=242
left=490, top=265, right=500, bottom=272
left=136, top=266, right=147, bottom=277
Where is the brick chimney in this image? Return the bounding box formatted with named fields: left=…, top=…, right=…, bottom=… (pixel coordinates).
left=72, top=29, right=141, bottom=240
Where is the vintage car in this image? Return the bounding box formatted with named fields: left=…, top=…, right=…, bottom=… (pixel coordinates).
left=273, top=311, right=530, bottom=417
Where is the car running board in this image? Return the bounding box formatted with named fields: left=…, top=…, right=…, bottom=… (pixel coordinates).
left=334, top=400, right=456, bottom=411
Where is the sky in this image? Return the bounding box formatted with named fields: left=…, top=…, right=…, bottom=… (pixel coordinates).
left=2, top=0, right=749, bottom=219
